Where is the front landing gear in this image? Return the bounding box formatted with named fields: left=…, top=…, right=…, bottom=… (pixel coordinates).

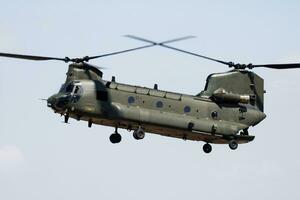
left=203, top=143, right=212, bottom=153
left=229, top=140, right=238, bottom=150
left=109, top=127, right=122, bottom=144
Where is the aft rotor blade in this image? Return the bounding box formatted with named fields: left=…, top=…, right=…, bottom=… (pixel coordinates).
left=125, top=35, right=234, bottom=66
left=160, top=44, right=231, bottom=66
left=0, top=52, right=67, bottom=62
left=125, top=35, right=196, bottom=45
left=125, top=35, right=300, bottom=70
left=251, top=63, right=300, bottom=69
left=159, top=36, right=196, bottom=44
left=124, top=35, right=158, bottom=44
left=88, top=44, right=156, bottom=60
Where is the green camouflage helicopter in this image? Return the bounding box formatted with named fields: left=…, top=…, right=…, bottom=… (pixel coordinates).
left=1, top=36, right=299, bottom=153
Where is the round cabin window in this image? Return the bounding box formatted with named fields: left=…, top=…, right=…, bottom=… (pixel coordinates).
left=128, top=96, right=135, bottom=104
left=211, top=111, right=218, bottom=119
left=156, top=101, right=163, bottom=108
left=184, top=106, right=191, bottom=113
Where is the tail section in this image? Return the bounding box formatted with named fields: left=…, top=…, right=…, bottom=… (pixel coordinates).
left=199, top=70, right=264, bottom=112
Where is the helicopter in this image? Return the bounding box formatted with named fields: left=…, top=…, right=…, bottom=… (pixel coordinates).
left=1, top=36, right=299, bottom=153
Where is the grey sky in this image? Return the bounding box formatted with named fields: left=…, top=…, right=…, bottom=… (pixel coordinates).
left=1, top=1, right=300, bottom=200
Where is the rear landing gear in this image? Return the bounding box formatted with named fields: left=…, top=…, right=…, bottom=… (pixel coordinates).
left=229, top=140, right=238, bottom=150
left=133, top=127, right=145, bottom=140
left=109, top=127, right=122, bottom=144
left=203, top=143, right=212, bottom=153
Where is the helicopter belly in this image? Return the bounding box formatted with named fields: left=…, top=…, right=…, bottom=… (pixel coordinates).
left=113, top=104, right=248, bottom=136
left=70, top=111, right=252, bottom=144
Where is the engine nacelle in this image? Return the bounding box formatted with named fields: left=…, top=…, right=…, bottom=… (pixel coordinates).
left=212, top=88, right=253, bottom=104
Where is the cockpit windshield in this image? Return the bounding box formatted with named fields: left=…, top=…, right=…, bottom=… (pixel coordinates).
left=65, top=84, right=74, bottom=93
left=59, top=84, right=73, bottom=93
left=59, top=84, right=66, bottom=93
left=59, top=83, right=81, bottom=94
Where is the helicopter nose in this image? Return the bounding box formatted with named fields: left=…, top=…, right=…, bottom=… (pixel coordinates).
left=47, top=95, right=57, bottom=108
left=47, top=94, right=71, bottom=111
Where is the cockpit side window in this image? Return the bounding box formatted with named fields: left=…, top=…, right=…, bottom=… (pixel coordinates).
left=74, top=86, right=80, bottom=94
left=59, top=84, right=65, bottom=93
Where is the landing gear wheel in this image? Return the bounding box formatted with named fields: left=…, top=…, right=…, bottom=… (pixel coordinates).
left=203, top=143, right=212, bottom=153
left=229, top=140, right=238, bottom=150
left=133, top=127, right=145, bottom=140
left=109, top=133, right=122, bottom=144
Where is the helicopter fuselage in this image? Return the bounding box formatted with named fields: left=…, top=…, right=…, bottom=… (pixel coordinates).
left=47, top=78, right=265, bottom=144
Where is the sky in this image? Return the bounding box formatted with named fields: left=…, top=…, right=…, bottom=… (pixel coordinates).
left=1, top=1, right=300, bottom=200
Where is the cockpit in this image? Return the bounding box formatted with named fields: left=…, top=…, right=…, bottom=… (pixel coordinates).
left=47, top=82, right=83, bottom=112
left=60, top=82, right=82, bottom=95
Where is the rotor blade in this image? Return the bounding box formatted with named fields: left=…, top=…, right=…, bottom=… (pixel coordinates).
left=124, top=35, right=157, bottom=44
left=159, top=44, right=231, bottom=66
left=125, top=35, right=231, bottom=65
left=251, top=63, right=300, bottom=69
left=88, top=44, right=156, bottom=60
left=159, top=36, right=196, bottom=44
left=125, top=35, right=196, bottom=45
left=0, top=52, right=66, bottom=62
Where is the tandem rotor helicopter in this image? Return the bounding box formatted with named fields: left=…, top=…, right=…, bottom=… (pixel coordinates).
left=1, top=35, right=299, bottom=153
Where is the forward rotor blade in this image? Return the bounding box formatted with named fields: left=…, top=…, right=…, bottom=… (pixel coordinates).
left=251, top=63, right=300, bottom=69
left=159, top=44, right=231, bottom=66
left=0, top=44, right=156, bottom=63
left=88, top=44, right=155, bottom=60
left=0, top=52, right=66, bottom=62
